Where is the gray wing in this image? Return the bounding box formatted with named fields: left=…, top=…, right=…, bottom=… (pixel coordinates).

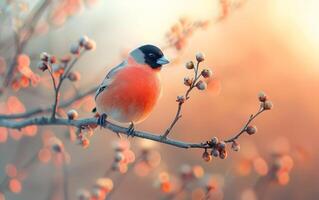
left=95, top=61, right=127, bottom=100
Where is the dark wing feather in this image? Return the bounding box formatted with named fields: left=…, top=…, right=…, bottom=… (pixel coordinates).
left=95, top=61, right=126, bottom=100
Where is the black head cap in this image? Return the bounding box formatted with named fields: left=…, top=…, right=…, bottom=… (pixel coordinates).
left=138, top=45, right=169, bottom=68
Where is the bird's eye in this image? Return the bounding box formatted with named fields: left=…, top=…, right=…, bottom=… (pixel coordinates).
left=148, top=53, right=155, bottom=58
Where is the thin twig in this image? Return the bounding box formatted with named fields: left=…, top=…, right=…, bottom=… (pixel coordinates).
left=0, top=87, right=97, bottom=119
left=51, top=51, right=86, bottom=119
left=224, top=106, right=264, bottom=143
left=162, top=61, right=201, bottom=138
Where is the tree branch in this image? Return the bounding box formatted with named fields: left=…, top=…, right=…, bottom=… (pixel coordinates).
left=0, top=104, right=268, bottom=150
left=0, top=87, right=97, bottom=119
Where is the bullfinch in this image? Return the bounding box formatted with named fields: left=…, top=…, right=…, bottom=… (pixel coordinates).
left=93, top=44, right=169, bottom=135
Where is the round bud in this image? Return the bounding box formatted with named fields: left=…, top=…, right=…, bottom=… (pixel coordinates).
left=202, top=151, right=212, bottom=162
left=40, top=52, right=49, bottom=62
left=184, top=77, right=192, bottom=86
left=67, top=71, right=81, bottom=82
left=263, top=100, right=273, bottom=110
left=219, top=150, right=228, bottom=159
left=211, top=149, right=220, bottom=157
left=185, top=61, right=194, bottom=69
left=231, top=141, right=240, bottom=152
left=246, top=125, right=257, bottom=135
left=258, top=91, right=267, bottom=102
left=176, top=95, right=185, bottom=103
left=196, top=80, right=207, bottom=90
left=79, top=35, right=89, bottom=47
left=84, top=39, right=96, bottom=51
left=217, top=141, right=226, bottom=150
left=70, top=44, right=81, bottom=55
left=211, top=137, right=219, bottom=145
left=67, top=109, right=79, bottom=120
left=201, top=69, right=212, bottom=78
left=195, top=52, right=205, bottom=62
left=114, top=152, right=124, bottom=162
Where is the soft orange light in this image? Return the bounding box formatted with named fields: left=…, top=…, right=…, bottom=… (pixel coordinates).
left=38, top=148, right=52, bottom=163
left=9, top=179, right=22, bottom=193
left=5, top=164, right=17, bottom=178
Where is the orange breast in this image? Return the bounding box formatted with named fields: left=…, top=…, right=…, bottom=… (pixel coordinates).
left=96, top=65, right=161, bottom=123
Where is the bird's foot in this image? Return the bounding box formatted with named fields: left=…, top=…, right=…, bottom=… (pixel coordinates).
left=127, top=122, right=135, bottom=137
left=97, top=113, right=107, bottom=128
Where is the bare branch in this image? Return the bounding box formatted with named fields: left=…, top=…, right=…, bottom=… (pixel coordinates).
left=0, top=87, right=97, bottom=119
left=224, top=106, right=265, bottom=143
left=51, top=51, right=86, bottom=119
left=162, top=60, right=202, bottom=138
left=0, top=103, right=268, bottom=150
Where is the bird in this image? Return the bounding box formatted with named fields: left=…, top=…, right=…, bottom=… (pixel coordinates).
left=93, top=44, right=169, bottom=136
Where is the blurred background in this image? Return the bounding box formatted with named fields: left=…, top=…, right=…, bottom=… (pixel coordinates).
left=0, top=0, right=318, bottom=199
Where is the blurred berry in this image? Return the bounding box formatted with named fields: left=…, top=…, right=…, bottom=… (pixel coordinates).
left=114, top=152, right=124, bottom=162
left=60, top=55, right=72, bottom=63
left=49, top=55, right=57, bottom=64
left=67, top=71, right=81, bottom=82
left=49, top=137, right=64, bottom=153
